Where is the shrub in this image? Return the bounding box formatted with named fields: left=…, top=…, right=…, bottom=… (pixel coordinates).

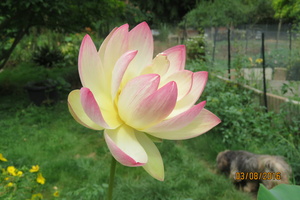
left=185, top=35, right=206, bottom=60
left=32, top=45, right=64, bottom=68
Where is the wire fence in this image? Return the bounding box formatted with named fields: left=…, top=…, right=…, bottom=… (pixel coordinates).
left=204, top=24, right=300, bottom=102
left=185, top=24, right=300, bottom=118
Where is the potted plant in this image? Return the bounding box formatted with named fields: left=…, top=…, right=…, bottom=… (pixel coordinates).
left=25, top=45, right=64, bottom=106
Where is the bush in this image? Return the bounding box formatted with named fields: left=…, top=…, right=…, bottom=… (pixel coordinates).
left=185, top=35, right=206, bottom=60
left=32, top=45, right=64, bottom=68
left=198, top=75, right=300, bottom=184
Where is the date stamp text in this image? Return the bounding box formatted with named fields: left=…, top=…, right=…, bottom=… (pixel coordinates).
left=235, top=172, right=281, bottom=180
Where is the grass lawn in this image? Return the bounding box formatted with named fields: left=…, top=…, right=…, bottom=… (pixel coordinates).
left=0, top=89, right=253, bottom=199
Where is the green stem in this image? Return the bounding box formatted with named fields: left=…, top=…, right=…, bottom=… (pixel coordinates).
left=107, top=156, right=117, bottom=200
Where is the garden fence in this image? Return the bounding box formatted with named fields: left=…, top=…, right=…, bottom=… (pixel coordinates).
left=203, top=24, right=300, bottom=107
left=217, top=75, right=300, bottom=120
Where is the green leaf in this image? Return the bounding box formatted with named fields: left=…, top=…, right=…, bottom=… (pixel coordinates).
left=258, top=184, right=300, bottom=200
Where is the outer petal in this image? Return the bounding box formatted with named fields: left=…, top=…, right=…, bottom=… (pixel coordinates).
left=68, top=90, right=104, bottom=130
left=111, top=50, right=138, bottom=99
left=163, top=45, right=186, bottom=75
left=104, top=125, right=148, bottom=167
left=147, top=109, right=221, bottom=140
left=98, top=27, right=118, bottom=61
left=80, top=88, right=111, bottom=129
left=101, top=24, right=129, bottom=90
left=144, top=101, right=206, bottom=132
left=122, top=22, right=154, bottom=84
left=169, top=71, right=208, bottom=117
left=160, top=70, right=193, bottom=101
left=135, top=132, right=164, bottom=181
left=119, top=79, right=178, bottom=130
left=78, top=35, right=105, bottom=94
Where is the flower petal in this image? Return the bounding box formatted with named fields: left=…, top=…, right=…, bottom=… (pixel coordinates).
left=104, top=125, right=148, bottom=167
left=111, top=50, right=138, bottom=99
left=170, top=71, right=208, bottom=117
left=141, top=53, right=170, bottom=77
left=78, top=35, right=105, bottom=94
left=102, top=24, right=129, bottom=77
left=144, top=101, right=206, bottom=132
left=135, top=132, right=164, bottom=181
left=147, top=109, right=221, bottom=140
left=122, top=22, right=154, bottom=84
left=80, top=88, right=111, bottom=129
left=120, top=79, right=178, bottom=130
left=163, top=45, right=186, bottom=74
left=160, top=70, right=193, bottom=101
left=118, top=74, right=160, bottom=125
left=68, top=90, right=104, bottom=130
left=98, top=27, right=118, bottom=61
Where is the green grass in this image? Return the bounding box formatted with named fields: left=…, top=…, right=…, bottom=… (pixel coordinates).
left=0, top=90, right=253, bottom=199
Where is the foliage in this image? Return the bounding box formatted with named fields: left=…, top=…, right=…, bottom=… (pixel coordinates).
left=200, top=76, right=300, bottom=184
left=0, top=0, right=125, bottom=69
left=185, top=35, right=206, bottom=60
left=183, top=0, right=252, bottom=29
left=0, top=96, right=252, bottom=200
left=32, top=45, right=64, bottom=68
left=0, top=155, right=56, bottom=200
left=130, top=0, right=196, bottom=25
left=258, top=184, right=300, bottom=200
left=287, top=59, right=300, bottom=81
left=272, top=0, right=300, bottom=22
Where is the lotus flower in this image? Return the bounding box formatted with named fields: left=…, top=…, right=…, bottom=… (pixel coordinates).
left=68, top=22, right=220, bottom=181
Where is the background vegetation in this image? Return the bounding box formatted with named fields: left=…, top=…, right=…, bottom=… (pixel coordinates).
left=1, top=0, right=299, bottom=199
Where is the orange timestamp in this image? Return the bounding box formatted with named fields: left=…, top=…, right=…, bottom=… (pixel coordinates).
left=235, top=172, right=281, bottom=180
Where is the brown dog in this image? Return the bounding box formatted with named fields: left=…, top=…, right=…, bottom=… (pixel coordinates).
left=216, top=150, right=292, bottom=193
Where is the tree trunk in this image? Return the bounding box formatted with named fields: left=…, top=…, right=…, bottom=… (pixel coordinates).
left=276, top=18, right=282, bottom=49
left=0, top=27, right=28, bottom=69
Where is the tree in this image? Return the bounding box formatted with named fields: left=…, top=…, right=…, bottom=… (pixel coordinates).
left=129, top=0, right=197, bottom=26
left=272, top=0, right=300, bottom=47
left=0, top=0, right=125, bottom=69
left=182, top=0, right=252, bottom=64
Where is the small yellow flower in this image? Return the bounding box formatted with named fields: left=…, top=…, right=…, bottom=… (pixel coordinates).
left=31, top=193, right=43, bottom=200
left=37, top=173, right=46, bottom=184
left=29, top=165, right=40, bottom=173
left=16, top=170, right=23, bottom=177
left=4, top=177, right=10, bottom=181
left=0, top=153, right=8, bottom=162
left=6, top=182, right=14, bottom=187
left=53, top=191, right=60, bottom=197
left=255, top=58, right=263, bottom=64
left=248, top=57, right=253, bottom=63
left=7, top=166, right=16, bottom=176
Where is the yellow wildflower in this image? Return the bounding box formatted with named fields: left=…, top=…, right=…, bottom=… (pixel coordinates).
left=255, top=58, right=263, bottom=64
left=16, top=170, right=23, bottom=177
left=31, top=193, right=43, bottom=200
left=0, top=153, right=8, bottom=162
left=7, top=166, right=17, bottom=176
left=37, top=173, right=45, bottom=184
left=29, top=165, right=40, bottom=173
left=4, top=177, right=10, bottom=181
left=53, top=191, right=60, bottom=197
left=6, top=182, right=14, bottom=187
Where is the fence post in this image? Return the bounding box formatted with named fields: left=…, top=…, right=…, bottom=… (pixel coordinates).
left=261, top=32, right=268, bottom=112
left=228, top=28, right=231, bottom=80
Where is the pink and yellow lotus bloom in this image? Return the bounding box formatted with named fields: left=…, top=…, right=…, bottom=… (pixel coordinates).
left=68, top=22, right=220, bottom=181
